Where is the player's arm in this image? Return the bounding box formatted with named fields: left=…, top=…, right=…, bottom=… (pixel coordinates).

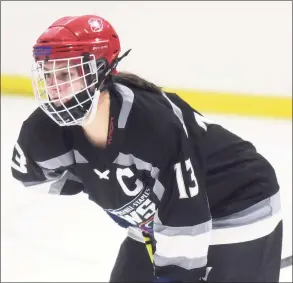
left=11, top=123, right=83, bottom=195
left=152, top=129, right=211, bottom=282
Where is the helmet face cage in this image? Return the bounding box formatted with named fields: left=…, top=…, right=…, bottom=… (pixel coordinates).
left=31, top=54, right=106, bottom=126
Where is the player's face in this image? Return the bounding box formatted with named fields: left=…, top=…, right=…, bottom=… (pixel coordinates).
left=43, top=61, right=85, bottom=106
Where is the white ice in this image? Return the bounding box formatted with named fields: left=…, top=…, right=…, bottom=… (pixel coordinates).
left=1, top=95, right=292, bottom=282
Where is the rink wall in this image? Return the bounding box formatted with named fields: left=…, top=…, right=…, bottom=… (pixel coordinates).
left=1, top=1, right=292, bottom=119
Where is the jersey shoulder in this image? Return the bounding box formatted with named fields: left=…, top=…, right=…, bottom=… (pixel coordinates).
left=125, top=86, right=184, bottom=139
left=115, top=85, right=205, bottom=165
left=19, top=107, right=72, bottom=161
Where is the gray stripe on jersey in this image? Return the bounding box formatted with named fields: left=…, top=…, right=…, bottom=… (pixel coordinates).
left=114, top=83, right=134, bottom=129
left=161, top=91, right=188, bottom=137
left=23, top=172, right=82, bottom=188
left=73, top=150, right=88, bottom=163
left=154, top=253, right=207, bottom=270
left=22, top=170, right=66, bottom=188
left=22, top=179, right=55, bottom=187
left=48, top=171, right=69, bottom=194
left=154, top=210, right=162, bottom=225
left=153, top=179, right=165, bottom=201
left=36, top=151, right=74, bottom=169
left=212, top=191, right=281, bottom=229
left=41, top=167, right=64, bottom=180
left=48, top=171, right=81, bottom=194
left=154, top=219, right=212, bottom=236
left=113, top=152, right=160, bottom=178
left=65, top=171, right=83, bottom=183
left=127, top=227, right=145, bottom=243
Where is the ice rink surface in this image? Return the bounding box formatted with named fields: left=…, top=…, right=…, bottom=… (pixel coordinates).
left=1, top=95, right=292, bottom=282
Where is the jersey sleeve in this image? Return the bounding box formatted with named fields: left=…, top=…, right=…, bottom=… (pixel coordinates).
left=152, top=109, right=212, bottom=281
left=11, top=122, right=84, bottom=196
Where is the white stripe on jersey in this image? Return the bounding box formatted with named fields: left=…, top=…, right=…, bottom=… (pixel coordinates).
left=154, top=230, right=211, bottom=259
left=161, top=91, right=189, bottom=137
left=211, top=209, right=282, bottom=245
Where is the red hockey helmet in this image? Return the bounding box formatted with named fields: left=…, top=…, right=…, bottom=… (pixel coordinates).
left=31, top=15, right=124, bottom=126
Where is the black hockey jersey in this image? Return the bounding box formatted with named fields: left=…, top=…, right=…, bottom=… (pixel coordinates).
left=11, top=83, right=279, bottom=282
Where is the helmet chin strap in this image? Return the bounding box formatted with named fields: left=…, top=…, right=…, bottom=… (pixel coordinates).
left=80, top=88, right=101, bottom=126
left=100, top=49, right=132, bottom=82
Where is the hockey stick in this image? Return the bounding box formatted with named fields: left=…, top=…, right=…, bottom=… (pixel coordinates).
left=281, top=255, right=292, bottom=269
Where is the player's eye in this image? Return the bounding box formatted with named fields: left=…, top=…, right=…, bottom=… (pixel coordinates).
left=44, top=72, right=52, bottom=80
left=60, top=71, right=70, bottom=80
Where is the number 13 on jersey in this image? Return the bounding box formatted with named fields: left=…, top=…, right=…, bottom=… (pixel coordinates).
left=174, top=158, right=199, bottom=199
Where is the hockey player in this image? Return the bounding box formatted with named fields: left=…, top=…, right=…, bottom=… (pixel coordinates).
left=11, top=15, right=283, bottom=282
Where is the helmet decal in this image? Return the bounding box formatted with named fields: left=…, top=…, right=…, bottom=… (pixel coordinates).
left=88, top=18, right=104, bottom=33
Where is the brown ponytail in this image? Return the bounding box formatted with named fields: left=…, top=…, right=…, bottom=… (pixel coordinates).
left=110, top=72, right=163, bottom=95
